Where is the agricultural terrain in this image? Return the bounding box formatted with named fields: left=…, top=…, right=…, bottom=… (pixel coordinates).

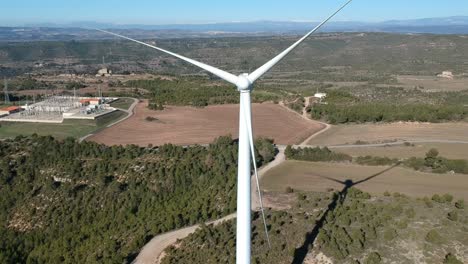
left=88, top=100, right=323, bottom=146
left=1, top=32, right=468, bottom=264
left=307, top=123, right=468, bottom=146
left=261, top=161, right=468, bottom=200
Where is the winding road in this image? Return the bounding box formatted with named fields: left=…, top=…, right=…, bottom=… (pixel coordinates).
left=105, top=98, right=139, bottom=127
left=79, top=98, right=139, bottom=142
left=131, top=98, right=468, bottom=264
left=133, top=98, right=324, bottom=264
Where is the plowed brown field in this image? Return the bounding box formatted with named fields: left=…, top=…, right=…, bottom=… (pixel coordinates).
left=88, top=101, right=323, bottom=146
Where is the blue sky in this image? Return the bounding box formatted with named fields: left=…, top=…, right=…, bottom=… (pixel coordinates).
left=2, top=0, right=468, bottom=25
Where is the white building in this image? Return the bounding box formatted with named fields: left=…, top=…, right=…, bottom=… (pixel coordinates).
left=437, top=71, right=454, bottom=79
left=314, top=93, right=327, bottom=99
left=96, top=68, right=112, bottom=77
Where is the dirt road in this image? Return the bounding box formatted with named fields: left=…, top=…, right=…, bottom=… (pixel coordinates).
left=79, top=98, right=139, bottom=142
left=133, top=214, right=236, bottom=264
left=278, top=96, right=331, bottom=146
left=133, top=98, right=327, bottom=264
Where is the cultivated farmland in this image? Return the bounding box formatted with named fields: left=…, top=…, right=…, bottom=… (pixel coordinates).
left=307, top=122, right=468, bottom=146
left=261, top=160, right=468, bottom=200
left=88, top=101, right=324, bottom=146
left=336, top=142, right=468, bottom=160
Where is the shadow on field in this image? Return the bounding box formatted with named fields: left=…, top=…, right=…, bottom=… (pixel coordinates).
left=291, top=163, right=401, bottom=264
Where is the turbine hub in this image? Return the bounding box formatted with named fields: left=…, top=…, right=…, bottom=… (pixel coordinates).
left=236, top=73, right=252, bottom=92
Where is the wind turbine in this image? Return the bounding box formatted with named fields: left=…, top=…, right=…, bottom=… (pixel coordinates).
left=96, top=1, right=351, bottom=263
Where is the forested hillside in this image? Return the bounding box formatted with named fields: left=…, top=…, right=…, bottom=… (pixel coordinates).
left=3, top=33, right=468, bottom=77
left=0, top=135, right=275, bottom=263
left=162, top=189, right=467, bottom=264
left=125, top=78, right=285, bottom=109
left=310, top=90, right=468, bottom=124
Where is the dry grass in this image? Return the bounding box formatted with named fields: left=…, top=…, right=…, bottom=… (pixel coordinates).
left=261, top=161, right=468, bottom=200
left=336, top=142, right=468, bottom=160
left=89, top=100, right=324, bottom=146
left=307, top=123, right=468, bottom=146
left=397, top=75, right=468, bottom=92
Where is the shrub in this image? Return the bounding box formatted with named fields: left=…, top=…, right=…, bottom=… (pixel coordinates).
left=447, top=211, right=458, bottom=221
left=423, top=197, right=434, bottom=208
left=443, top=194, right=454, bottom=203
left=145, top=116, right=158, bottom=122
left=404, top=157, right=425, bottom=170
left=298, top=194, right=307, bottom=201
left=443, top=253, right=463, bottom=264
left=364, top=252, right=382, bottom=264
left=405, top=208, right=416, bottom=219
left=383, top=228, right=397, bottom=241
left=148, top=102, right=164, bottom=110
left=425, top=230, right=443, bottom=244
left=355, top=156, right=398, bottom=166
left=396, top=220, right=408, bottom=229
left=432, top=194, right=444, bottom=203
left=455, top=199, right=465, bottom=209
left=426, top=148, right=439, bottom=159
left=285, top=186, right=294, bottom=194
left=383, top=191, right=391, bottom=197
left=424, top=149, right=446, bottom=171
left=348, top=188, right=371, bottom=199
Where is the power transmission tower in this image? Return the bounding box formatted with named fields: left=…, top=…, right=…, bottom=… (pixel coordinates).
left=98, top=85, right=103, bottom=100
left=4, top=78, right=9, bottom=104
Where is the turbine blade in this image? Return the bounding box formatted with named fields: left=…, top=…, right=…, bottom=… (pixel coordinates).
left=243, top=102, right=271, bottom=249
left=247, top=0, right=352, bottom=83
left=94, top=29, right=239, bottom=85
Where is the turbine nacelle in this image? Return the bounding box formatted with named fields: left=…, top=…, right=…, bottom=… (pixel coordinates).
left=236, top=73, right=252, bottom=92
left=95, top=2, right=353, bottom=263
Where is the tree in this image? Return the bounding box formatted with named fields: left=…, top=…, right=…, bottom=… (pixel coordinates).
left=432, top=194, right=444, bottom=203
left=285, top=186, right=294, bottom=193
left=255, top=138, right=276, bottom=164
left=284, top=145, right=294, bottom=159
left=0, top=135, right=263, bottom=263
left=424, top=148, right=439, bottom=167
left=447, top=211, right=458, bottom=222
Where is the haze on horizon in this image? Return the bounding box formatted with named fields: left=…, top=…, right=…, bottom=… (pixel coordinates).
left=2, top=0, right=468, bottom=26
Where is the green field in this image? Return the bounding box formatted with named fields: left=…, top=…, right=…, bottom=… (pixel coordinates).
left=0, top=110, right=127, bottom=140
left=110, top=97, right=135, bottom=110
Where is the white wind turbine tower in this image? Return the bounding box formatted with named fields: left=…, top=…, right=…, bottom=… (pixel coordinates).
left=96, top=1, right=351, bottom=263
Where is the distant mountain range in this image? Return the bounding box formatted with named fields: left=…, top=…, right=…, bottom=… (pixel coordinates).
left=2, top=16, right=468, bottom=41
